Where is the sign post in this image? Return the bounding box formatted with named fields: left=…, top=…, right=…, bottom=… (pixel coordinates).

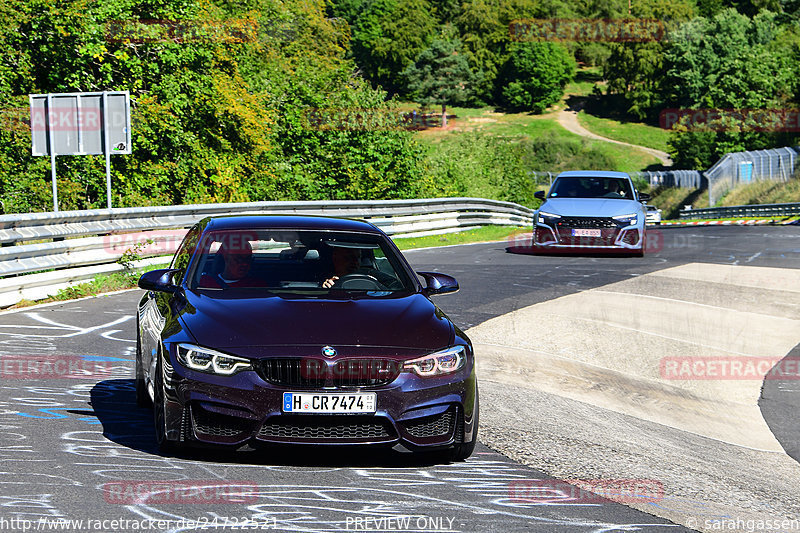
left=30, top=91, right=131, bottom=211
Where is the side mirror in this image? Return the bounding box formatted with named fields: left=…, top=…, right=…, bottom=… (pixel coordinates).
left=534, top=190, right=546, bottom=200
left=417, top=272, right=459, bottom=296
left=138, top=269, right=182, bottom=294
left=638, top=192, right=651, bottom=202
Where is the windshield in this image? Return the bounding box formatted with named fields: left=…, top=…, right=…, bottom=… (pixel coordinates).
left=549, top=176, right=634, bottom=200
left=186, top=229, right=414, bottom=297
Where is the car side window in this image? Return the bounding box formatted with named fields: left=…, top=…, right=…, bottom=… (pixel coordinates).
left=170, top=225, right=202, bottom=281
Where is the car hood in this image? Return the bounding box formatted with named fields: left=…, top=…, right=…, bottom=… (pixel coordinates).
left=539, top=198, right=643, bottom=217
left=177, top=290, right=453, bottom=353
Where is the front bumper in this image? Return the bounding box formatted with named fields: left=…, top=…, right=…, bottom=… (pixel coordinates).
left=533, top=220, right=644, bottom=251
left=160, top=351, right=478, bottom=450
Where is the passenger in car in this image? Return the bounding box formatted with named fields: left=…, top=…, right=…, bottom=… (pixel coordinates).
left=198, top=240, right=262, bottom=288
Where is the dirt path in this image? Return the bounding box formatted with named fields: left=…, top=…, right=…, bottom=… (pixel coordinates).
left=556, top=107, right=673, bottom=167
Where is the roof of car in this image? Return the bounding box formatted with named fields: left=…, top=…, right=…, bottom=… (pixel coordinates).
left=556, top=170, right=632, bottom=179
left=202, top=215, right=383, bottom=234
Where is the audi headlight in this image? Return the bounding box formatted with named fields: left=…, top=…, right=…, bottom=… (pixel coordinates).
left=404, top=346, right=467, bottom=377
left=613, top=213, right=638, bottom=226
left=176, top=344, right=252, bottom=375
left=537, top=211, right=561, bottom=225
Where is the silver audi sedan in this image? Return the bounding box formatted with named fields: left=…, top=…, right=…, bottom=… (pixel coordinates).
left=532, top=171, right=649, bottom=256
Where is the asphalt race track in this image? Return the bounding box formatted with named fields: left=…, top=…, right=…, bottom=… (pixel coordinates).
left=0, top=225, right=798, bottom=533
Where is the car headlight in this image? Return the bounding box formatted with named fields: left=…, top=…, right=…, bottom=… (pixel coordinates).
left=613, top=213, right=638, bottom=226
left=176, top=344, right=252, bottom=375
left=404, top=346, right=467, bottom=377
left=537, top=211, right=561, bottom=225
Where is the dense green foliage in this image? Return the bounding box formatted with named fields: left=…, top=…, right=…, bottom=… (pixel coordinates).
left=600, top=1, right=800, bottom=169
left=663, top=9, right=800, bottom=168
left=0, top=0, right=439, bottom=212
left=422, top=130, right=617, bottom=206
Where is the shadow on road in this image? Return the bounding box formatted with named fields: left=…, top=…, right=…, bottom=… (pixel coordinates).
left=759, top=344, right=800, bottom=464
left=90, top=379, right=457, bottom=468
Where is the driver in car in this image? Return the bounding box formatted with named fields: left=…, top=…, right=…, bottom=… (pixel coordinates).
left=321, top=247, right=400, bottom=289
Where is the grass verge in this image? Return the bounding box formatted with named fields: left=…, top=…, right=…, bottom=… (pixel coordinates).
left=715, top=179, right=800, bottom=207
left=392, top=225, right=528, bottom=250
left=577, top=111, right=671, bottom=153
left=416, top=105, right=661, bottom=204
left=10, top=264, right=171, bottom=309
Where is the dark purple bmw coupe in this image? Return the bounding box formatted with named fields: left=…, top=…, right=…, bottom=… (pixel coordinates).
left=136, top=215, right=478, bottom=460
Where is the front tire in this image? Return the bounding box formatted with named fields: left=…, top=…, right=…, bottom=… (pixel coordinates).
left=449, top=387, right=479, bottom=461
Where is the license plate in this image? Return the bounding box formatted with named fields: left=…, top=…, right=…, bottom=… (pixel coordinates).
left=282, top=392, right=376, bottom=413
left=572, top=229, right=601, bottom=237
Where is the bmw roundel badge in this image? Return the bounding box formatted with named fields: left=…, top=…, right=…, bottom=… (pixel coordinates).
left=321, top=346, right=337, bottom=358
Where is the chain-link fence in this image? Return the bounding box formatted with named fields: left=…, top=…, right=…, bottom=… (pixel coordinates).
left=704, top=147, right=799, bottom=206
left=631, top=170, right=705, bottom=189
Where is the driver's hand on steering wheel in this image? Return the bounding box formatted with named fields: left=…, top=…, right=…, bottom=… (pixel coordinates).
left=321, top=276, right=339, bottom=288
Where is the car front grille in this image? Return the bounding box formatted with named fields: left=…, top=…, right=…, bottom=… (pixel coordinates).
left=403, top=407, right=456, bottom=438
left=556, top=216, right=617, bottom=229
left=555, top=227, right=618, bottom=246
left=192, top=408, right=252, bottom=437
left=258, top=416, right=394, bottom=441
left=255, top=358, right=402, bottom=388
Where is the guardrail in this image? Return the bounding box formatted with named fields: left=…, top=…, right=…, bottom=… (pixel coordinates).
left=0, top=198, right=534, bottom=307
left=679, top=202, right=800, bottom=220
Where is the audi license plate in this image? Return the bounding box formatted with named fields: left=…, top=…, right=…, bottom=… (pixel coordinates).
left=282, top=392, right=376, bottom=413
left=572, top=229, right=601, bottom=237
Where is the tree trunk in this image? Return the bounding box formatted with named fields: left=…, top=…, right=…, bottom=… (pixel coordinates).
left=441, top=103, right=447, bottom=128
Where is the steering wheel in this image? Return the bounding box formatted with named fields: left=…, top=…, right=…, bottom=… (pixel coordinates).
left=335, top=273, right=383, bottom=290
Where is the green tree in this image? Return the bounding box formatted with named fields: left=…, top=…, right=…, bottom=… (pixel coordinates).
left=455, top=0, right=555, bottom=105
left=0, top=0, right=443, bottom=212
left=497, top=42, right=576, bottom=113
left=402, top=38, right=477, bottom=127
left=350, top=0, right=438, bottom=93
left=602, top=0, right=695, bottom=120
